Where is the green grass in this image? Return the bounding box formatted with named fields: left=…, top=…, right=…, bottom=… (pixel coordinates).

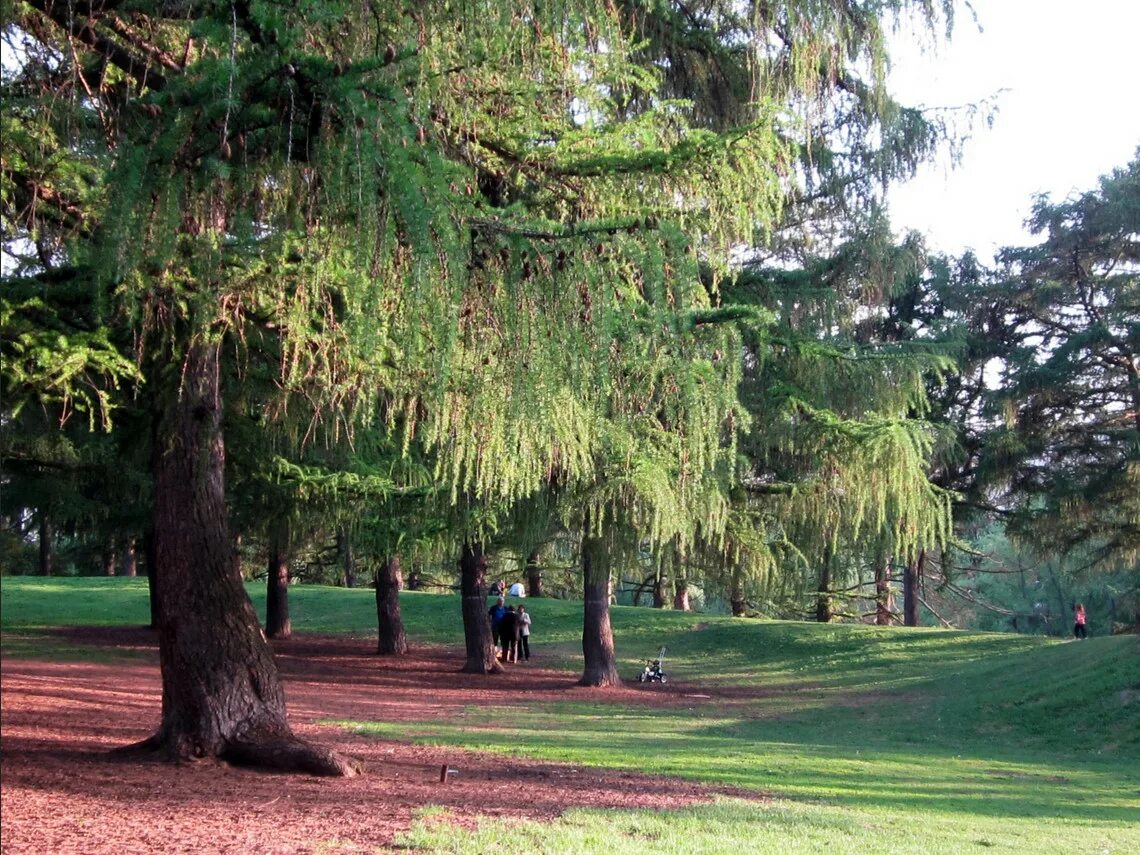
left=3, top=576, right=1139, bottom=853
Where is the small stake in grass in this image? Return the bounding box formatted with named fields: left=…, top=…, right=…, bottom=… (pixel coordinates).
left=439, top=764, right=459, bottom=784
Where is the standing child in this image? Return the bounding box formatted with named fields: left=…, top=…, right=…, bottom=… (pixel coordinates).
left=517, top=605, right=531, bottom=661
left=1073, top=603, right=1088, bottom=639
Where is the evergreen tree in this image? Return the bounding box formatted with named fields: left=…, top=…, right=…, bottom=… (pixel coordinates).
left=986, top=156, right=1140, bottom=569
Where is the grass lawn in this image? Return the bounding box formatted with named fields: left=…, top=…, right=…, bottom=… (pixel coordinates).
left=3, top=576, right=1138, bottom=853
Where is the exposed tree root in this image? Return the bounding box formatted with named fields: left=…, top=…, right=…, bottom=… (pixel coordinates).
left=112, top=733, right=361, bottom=776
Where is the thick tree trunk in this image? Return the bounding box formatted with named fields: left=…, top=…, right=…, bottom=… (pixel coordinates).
left=376, top=555, right=408, bottom=655
left=903, top=549, right=924, bottom=627
left=38, top=513, right=53, bottom=576
left=121, top=538, right=137, bottom=577
left=129, top=343, right=356, bottom=776
left=458, top=541, right=502, bottom=674
left=525, top=548, right=544, bottom=597
left=875, top=556, right=892, bottom=626
left=580, top=530, right=621, bottom=687
left=337, top=527, right=356, bottom=589
left=672, top=577, right=690, bottom=612
left=816, top=547, right=833, bottom=623
left=144, top=525, right=161, bottom=629
left=265, top=520, right=291, bottom=640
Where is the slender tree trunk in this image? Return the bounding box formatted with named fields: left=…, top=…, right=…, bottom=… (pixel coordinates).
left=38, top=513, right=53, bottom=577
left=128, top=342, right=356, bottom=776
left=904, top=549, right=924, bottom=627
left=376, top=555, right=408, bottom=655
left=102, top=542, right=118, bottom=576
left=730, top=564, right=746, bottom=617
left=337, top=527, right=356, bottom=588
left=580, top=528, right=621, bottom=687
left=459, top=541, right=502, bottom=674
left=875, top=555, right=891, bottom=626
left=265, top=520, right=291, bottom=639
left=525, top=548, right=544, bottom=597
left=816, top=546, right=834, bottom=623
left=121, top=538, right=137, bottom=577
left=653, top=564, right=669, bottom=608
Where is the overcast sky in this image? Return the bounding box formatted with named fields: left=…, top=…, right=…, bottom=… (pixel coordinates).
left=886, top=0, right=1140, bottom=262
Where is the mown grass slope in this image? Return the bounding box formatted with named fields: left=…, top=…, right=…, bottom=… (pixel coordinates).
left=3, top=577, right=1138, bottom=853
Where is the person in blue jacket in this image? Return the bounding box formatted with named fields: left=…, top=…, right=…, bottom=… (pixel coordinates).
left=487, top=596, right=507, bottom=648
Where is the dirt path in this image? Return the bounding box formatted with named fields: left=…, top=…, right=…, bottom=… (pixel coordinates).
left=1, top=628, right=765, bottom=854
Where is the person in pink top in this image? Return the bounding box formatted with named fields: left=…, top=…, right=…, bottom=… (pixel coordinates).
left=1073, top=603, right=1088, bottom=639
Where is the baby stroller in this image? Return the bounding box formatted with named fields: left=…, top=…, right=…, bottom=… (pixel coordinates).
left=636, top=646, right=667, bottom=683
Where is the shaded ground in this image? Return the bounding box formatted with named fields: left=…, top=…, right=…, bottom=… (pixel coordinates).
left=1, top=628, right=767, bottom=854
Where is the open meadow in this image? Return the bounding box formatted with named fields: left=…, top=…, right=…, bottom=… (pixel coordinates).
left=2, top=577, right=1138, bottom=854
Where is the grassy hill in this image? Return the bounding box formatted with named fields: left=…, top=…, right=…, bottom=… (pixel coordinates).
left=3, top=577, right=1138, bottom=853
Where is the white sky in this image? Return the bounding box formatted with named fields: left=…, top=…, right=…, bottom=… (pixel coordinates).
left=886, top=0, right=1140, bottom=262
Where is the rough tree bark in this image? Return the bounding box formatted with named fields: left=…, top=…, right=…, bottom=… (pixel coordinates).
left=730, top=565, right=746, bottom=617
left=336, top=527, right=356, bottom=589
left=672, top=578, right=691, bottom=611
left=38, top=513, right=53, bottom=576
left=459, top=540, right=502, bottom=674
left=875, top=555, right=892, bottom=626
left=265, top=520, right=292, bottom=639
left=376, top=555, right=408, bottom=655
left=125, top=343, right=357, bottom=776
left=144, top=525, right=161, bottom=629
left=525, top=548, right=544, bottom=597
left=903, top=549, right=924, bottom=627
left=580, top=529, right=621, bottom=687
left=816, top=546, right=834, bottom=623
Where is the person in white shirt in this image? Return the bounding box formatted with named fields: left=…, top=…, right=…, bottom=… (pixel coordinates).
left=517, top=605, right=532, bottom=660
left=508, top=581, right=525, bottom=597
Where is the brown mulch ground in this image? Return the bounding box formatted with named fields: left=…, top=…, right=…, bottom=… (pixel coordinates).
left=1, top=628, right=767, bottom=854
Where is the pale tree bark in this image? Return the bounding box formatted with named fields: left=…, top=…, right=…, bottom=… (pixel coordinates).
left=376, top=554, right=408, bottom=655
left=102, top=543, right=118, bottom=576
left=459, top=541, right=502, bottom=674
left=124, top=342, right=357, bottom=776
left=120, top=538, right=137, bottom=577
left=580, top=527, right=621, bottom=687
left=265, top=519, right=292, bottom=640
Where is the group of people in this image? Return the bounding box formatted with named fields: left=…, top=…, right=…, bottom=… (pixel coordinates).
left=487, top=596, right=531, bottom=663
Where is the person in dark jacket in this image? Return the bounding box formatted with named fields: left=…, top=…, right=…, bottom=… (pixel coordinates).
left=498, top=605, right=520, bottom=663
left=487, top=597, right=507, bottom=648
